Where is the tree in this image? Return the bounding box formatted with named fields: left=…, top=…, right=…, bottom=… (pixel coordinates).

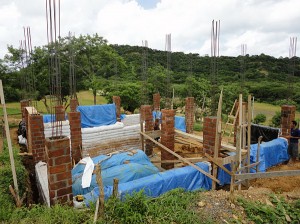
left=104, top=81, right=141, bottom=113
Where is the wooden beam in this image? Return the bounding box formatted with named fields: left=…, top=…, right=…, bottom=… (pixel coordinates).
left=205, top=153, right=232, bottom=176
left=151, top=157, right=207, bottom=163
left=140, top=131, right=219, bottom=183
left=175, top=129, right=203, bottom=142
left=235, top=170, right=300, bottom=181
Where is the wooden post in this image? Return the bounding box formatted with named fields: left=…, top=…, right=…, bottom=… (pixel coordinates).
left=113, top=178, right=119, bottom=198
left=94, top=164, right=104, bottom=223
left=246, top=95, right=252, bottom=187
left=212, top=89, right=222, bottom=190
left=0, top=80, right=20, bottom=206
left=238, top=94, right=243, bottom=191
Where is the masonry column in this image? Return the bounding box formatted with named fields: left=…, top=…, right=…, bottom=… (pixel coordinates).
left=185, top=97, right=194, bottom=134
left=70, top=98, right=78, bottom=112
left=153, top=93, right=161, bottom=111
left=46, top=136, right=73, bottom=206
left=281, top=105, right=296, bottom=136
left=140, top=105, right=153, bottom=156
left=54, top=105, right=65, bottom=121
left=68, top=99, right=82, bottom=163
left=203, top=116, right=221, bottom=155
left=20, top=99, right=30, bottom=122
left=161, top=109, right=175, bottom=169
left=26, top=107, right=45, bottom=163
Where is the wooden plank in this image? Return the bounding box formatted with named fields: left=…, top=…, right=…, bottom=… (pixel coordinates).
left=140, top=120, right=145, bottom=152
left=205, top=153, right=232, bottom=176
left=0, top=80, right=20, bottom=203
left=175, top=130, right=203, bottom=142
left=237, top=161, right=260, bottom=172
left=140, top=131, right=219, bottom=183
left=151, top=157, right=207, bottom=164
left=235, top=170, right=300, bottom=181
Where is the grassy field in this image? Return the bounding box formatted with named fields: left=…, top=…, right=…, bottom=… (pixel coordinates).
left=0, top=90, right=107, bottom=116
left=253, top=102, right=300, bottom=125
left=1, top=91, right=300, bottom=125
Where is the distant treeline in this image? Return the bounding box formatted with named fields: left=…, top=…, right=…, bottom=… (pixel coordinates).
left=0, top=34, right=299, bottom=113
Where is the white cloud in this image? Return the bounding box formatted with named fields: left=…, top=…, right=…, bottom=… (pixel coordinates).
left=0, top=0, right=299, bottom=59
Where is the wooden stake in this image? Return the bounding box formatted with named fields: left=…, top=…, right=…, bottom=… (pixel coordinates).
left=212, top=89, right=223, bottom=190
left=112, top=178, right=119, bottom=198
left=246, top=95, right=252, bottom=187
left=0, top=80, right=20, bottom=205
left=94, top=164, right=104, bottom=223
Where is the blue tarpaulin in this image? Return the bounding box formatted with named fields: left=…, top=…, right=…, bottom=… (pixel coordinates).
left=175, top=116, right=186, bottom=132
left=217, top=138, right=289, bottom=185
left=83, top=162, right=212, bottom=206
left=72, top=150, right=160, bottom=196
left=76, top=104, right=117, bottom=128
left=43, top=114, right=68, bottom=123
left=152, top=111, right=162, bottom=120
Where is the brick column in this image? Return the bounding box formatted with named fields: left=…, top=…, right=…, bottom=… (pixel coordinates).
left=185, top=97, right=194, bottom=133
left=161, top=109, right=175, bottom=170
left=153, top=93, right=161, bottom=111
left=113, top=96, right=121, bottom=121
left=281, top=105, right=296, bottom=136
left=140, top=105, right=153, bottom=156
left=70, top=98, right=78, bottom=112
left=25, top=107, right=45, bottom=163
left=45, top=136, right=73, bottom=206
left=20, top=100, right=30, bottom=122
left=68, top=111, right=82, bottom=163
left=54, top=105, right=65, bottom=121
left=203, top=116, right=221, bottom=155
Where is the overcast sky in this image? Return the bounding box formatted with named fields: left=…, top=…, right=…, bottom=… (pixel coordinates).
left=0, top=0, right=299, bottom=59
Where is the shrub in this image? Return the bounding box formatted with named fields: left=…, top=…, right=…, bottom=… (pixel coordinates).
left=253, top=113, right=266, bottom=124
left=270, top=111, right=281, bottom=127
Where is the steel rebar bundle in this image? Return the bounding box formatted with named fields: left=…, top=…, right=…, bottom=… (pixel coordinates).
left=210, top=20, right=220, bottom=115
left=19, top=26, right=37, bottom=109
left=240, top=44, right=247, bottom=93
left=68, top=32, right=77, bottom=99
left=288, top=37, right=297, bottom=100
left=165, top=33, right=172, bottom=109
left=46, top=0, right=63, bottom=137
left=140, top=40, right=149, bottom=105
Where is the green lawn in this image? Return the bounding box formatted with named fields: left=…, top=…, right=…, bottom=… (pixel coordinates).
left=0, top=90, right=107, bottom=116
left=253, top=102, right=300, bottom=125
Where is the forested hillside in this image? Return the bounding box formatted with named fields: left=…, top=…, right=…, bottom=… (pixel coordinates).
left=0, top=34, right=299, bottom=114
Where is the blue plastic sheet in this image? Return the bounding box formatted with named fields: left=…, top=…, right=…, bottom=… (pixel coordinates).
left=72, top=150, right=160, bottom=196
left=43, top=114, right=68, bottom=123
left=175, top=116, right=186, bottom=132
left=250, top=137, right=289, bottom=172
left=152, top=111, right=162, bottom=120
left=83, top=162, right=212, bottom=206
left=76, top=104, right=117, bottom=128
left=217, top=138, right=289, bottom=185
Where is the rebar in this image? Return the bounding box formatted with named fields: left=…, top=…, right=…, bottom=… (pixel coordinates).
left=210, top=20, right=220, bottom=115
left=140, top=40, right=149, bottom=105
left=288, top=37, right=297, bottom=100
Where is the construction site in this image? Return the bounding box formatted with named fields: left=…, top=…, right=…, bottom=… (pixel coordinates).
left=1, top=0, right=300, bottom=223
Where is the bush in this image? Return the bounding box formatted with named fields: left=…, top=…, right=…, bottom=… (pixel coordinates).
left=270, top=111, right=281, bottom=127
left=193, top=122, right=203, bottom=132
left=253, top=113, right=266, bottom=124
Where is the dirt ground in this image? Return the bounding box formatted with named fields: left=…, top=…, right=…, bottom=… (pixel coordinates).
left=2, top=123, right=300, bottom=222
